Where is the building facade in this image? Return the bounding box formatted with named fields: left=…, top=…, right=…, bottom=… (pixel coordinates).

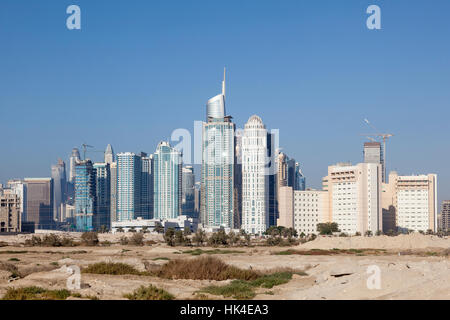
left=182, top=166, right=195, bottom=217
left=93, top=162, right=111, bottom=230
left=201, top=72, right=235, bottom=228
left=241, top=115, right=269, bottom=234
left=7, top=180, right=26, bottom=223
left=24, top=178, right=53, bottom=230
left=277, top=186, right=294, bottom=229
left=364, top=142, right=385, bottom=183
left=440, top=200, right=450, bottom=231
left=117, top=152, right=142, bottom=221
left=153, top=141, right=182, bottom=220
left=294, top=163, right=306, bottom=191
left=294, top=189, right=329, bottom=235
left=140, top=153, right=154, bottom=219
left=51, top=159, right=66, bottom=222
left=110, top=162, right=117, bottom=224
left=0, top=192, right=21, bottom=233
left=74, top=160, right=96, bottom=231
left=323, top=163, right=382, bottom=235
left=383, top=172, right=438, bottom=233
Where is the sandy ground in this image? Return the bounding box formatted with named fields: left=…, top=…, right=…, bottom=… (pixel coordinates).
left=0, top=234, right=448, bottom=300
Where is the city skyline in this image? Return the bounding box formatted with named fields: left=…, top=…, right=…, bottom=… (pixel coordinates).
left=0, top=1, right=449, bottom=206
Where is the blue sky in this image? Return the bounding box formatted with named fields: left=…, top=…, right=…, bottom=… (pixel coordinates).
left=0, top=0, right=449, bottom=205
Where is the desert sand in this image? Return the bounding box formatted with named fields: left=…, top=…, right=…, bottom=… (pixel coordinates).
left=0, top=233, right=448, bottom=300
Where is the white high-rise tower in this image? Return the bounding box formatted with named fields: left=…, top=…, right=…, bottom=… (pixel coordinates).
left=241, top=115, right=269, bottom=234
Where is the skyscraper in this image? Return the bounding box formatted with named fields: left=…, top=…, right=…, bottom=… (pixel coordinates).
left=182, top=166, right=195, bottom=217
left=201, top=70, right=235, bottom=228
left=363, top=142, right=385, bottom=182
left=105, top=144, right=115, bottom=164
left=117, top=152, right=142, bottom=221
left=51, top=159, right=66, bottom=222
left=234, top=132, right=243, bottom=229
left=69, top=148, right=81, bottom=183
left=67, top=148, right=81, bottom=205
left=93, top=162, right=110, bottom=230
left=241, top=115, right=270, bottom=234
left=140, top=153, right=154, bottom=219
left=153, top=141, right=182, bottom=220
left=110, top=162, right=118, bottom=223
left=294, top=162, right=306, bottom=191
left=24, top=178, right=53, bottom=230
left=274, top=151, right=288, bottom=225
left=74, top=160, right=96, bottom=231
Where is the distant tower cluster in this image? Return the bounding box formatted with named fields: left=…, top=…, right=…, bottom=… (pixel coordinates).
left=8, top=69, right=440, bottom=238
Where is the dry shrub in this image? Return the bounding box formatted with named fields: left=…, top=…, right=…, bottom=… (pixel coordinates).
left=154, top=256, right=259, bottom=281
left=124, top=285, right=174, bottom=300
left=2, top=286, right=71, bottom=300
left=82, top=262, right=147, bottom=276
left=81, top=232, right=99, bottom=246
left=129, top=233, right=144, bottom=246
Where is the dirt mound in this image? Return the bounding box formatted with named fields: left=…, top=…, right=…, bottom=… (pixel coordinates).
left=299, top=234, right=449, bottom=250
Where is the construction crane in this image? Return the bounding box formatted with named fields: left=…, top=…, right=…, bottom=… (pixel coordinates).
left=81, top=144, right=93, bottom=160
left=361, top=119, right=394, bottom=182
left=81, top=144, right=105, bottom=160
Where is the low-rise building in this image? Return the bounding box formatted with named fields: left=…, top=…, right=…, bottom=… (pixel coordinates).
left=277, top=187, right=329, bottom=235
left=382, top=172, right=437, bottom=233
left=0, top=192, right=21, bottom=233
left=323, top=163, right=383, bottom=235
left=440, top=200, right=450, bottom=231
left=111, top=215, right=197, bottom=233
left=293, top=189, right=329, bottom=235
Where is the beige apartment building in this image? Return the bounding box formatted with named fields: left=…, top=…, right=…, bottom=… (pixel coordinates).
left=293, top=189, right=328, bottom=235
left=440, top=200, right=450, bottom=231
left=277, top=186, right=329, bottom=235
left=323, top=163, right=382, bottom=235
left=382, top=172, right=438, bottom=232
left=277, top=186, right=294, bottom=229
left=0, top=192, right=21, bottom=233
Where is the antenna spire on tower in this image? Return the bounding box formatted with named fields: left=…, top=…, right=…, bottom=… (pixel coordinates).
left=222, top=67, right=226, bottom=97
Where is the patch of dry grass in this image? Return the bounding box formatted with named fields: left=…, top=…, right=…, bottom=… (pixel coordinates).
left=2, top=286, right=72, bottom=300
left=82, top=262, right=149, bottom=276
left=124, top=285, right=174, bottom=300
left=153, top=256, right=259, bottom=281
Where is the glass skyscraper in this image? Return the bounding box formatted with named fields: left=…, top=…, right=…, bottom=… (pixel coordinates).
left=294, top=162, right=306, bottom=191
left=153, top=141, right=182, bottom=219
left=74, top=160, right=96, bottom=231
left=140, top=153, right=154, bottom=219
left=93, top=162, right=110, bottom=230
left=51, top=159, right=66, bottom=222
left=201, top=70, right=235, bottom=228
left=182, top=166, right=195, bottom=217
left=24, top=178, right=53, bottom=230
left=117, top=152, right=142, bottom=221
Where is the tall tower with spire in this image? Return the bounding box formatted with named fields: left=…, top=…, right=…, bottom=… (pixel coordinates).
left=201, top=69, right=235, bottom=228
left=105, top=144, right=115, bottom=164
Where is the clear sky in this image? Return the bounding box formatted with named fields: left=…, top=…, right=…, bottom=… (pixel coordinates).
left=0, top=0, right=449, bottom=205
